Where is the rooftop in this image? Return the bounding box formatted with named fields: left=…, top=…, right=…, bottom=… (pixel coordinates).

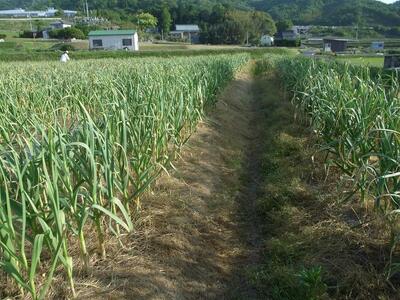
left=0, top=7, right=76, bottom=15
left=175, top=25, right=200, bottom=32
left=88, top=30, right=136, bottom=36
left=323, top=37, right=350, bottom=42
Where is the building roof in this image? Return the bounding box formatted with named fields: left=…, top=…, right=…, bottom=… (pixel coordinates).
left=88, top=30, right=136, bottom=36
left=175, top=25, right=200, bottom=32
left=0, top=9, right=25, bottom=14
left=0, top=7, right=75, bottom=16
left=323, top=37, right=349, bottom=42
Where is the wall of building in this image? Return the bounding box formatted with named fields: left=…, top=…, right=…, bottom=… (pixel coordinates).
left=89, top=33, right=139, bottom=51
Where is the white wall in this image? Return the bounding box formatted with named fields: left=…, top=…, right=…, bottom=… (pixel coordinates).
left=89, top=33, right=139, bottom=51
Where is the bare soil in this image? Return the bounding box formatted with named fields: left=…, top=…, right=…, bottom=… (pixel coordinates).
left=71, top=64, right=265, bottom=299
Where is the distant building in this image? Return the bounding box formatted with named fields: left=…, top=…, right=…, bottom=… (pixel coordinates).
left=42, top=21, right=72, bottom=39
left=63, top=10, right=78, bottom=18
left=88, top=30, right=139, bottom=51
left=276, top=30, right=299, bottom=41
left=371, top=41, right=384, bottom=51
left=274, top=30, right=300, bottom=47
left=260, top=35, right=274, bottom=46
left=323, top=38, right=348, bottom=53
left=0, top=8, right=77, bottom=18
left=169, top=25, right=200, bottom=43
left=292, top=25, right=311, bottom=36
left=50, top=21, right=72, bottom=29
left=384, top=55, right=400, bottom=69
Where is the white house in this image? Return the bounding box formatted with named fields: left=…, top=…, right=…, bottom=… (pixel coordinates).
left=88, top=30, right=139, bottom=51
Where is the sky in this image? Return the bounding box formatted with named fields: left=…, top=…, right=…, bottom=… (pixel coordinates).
left=378, top=0, right=397, bottom=3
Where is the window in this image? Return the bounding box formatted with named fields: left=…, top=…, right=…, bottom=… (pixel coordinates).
left=92, top=39, right=103, bottom=47
left=122, top=39, right=132, bottom=46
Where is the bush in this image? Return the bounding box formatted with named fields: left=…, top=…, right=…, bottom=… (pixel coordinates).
left=0, top=41, right=18, bottom=49
left=19, top=31, right=43, bottom=38
left=74, top=24, right=103, bottom=37
left=274, top=39, right=301, bottom=47
left=0, top=34, right=6, bottom=39
left=49, top=27, right=86, bottom=40
left=49, top=43, right=76, bottom=52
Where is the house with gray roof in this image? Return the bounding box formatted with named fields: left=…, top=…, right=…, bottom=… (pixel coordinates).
left=169, top=24, right=200, bottom=43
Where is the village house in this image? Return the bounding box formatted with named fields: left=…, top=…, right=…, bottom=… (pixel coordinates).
left=323, top=38, right=349, bottom=53
left=274, top=29, right=300, bottom=46
left=169, top=25, right=200, bottom=43
left=42, top=21, right=72, bottom=39
left=384, top=55, right=400, bottom=69
left=88, top=30, right=139, bottom=51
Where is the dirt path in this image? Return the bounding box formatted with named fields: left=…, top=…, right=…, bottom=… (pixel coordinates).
left=74, top=63, right=266, bottom=299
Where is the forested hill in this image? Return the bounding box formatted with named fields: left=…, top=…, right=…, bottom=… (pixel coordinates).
left=1, top=0, right=400, bottom=27
left=249, top=0, right=400, bottom=26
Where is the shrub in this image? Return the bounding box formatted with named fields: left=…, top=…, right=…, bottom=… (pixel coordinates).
left=49, top=43, right=76, bottom=52
left=274, top=39, right=301, bottom=47
left=49, top=27, right=86, bottom=40
left=19, top=31, right=43, bottom=38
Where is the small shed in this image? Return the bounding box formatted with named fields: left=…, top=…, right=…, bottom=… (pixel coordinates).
left=371, top=41, right=384, bottom=51
left=323, top=38, right=348, bottom=53
left=88, top=30, right=139, bottom=51
left=384, top=55, right=400, bottom=69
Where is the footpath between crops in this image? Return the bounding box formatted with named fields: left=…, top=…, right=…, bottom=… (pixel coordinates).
left=63, top=62, right=264, bottom=299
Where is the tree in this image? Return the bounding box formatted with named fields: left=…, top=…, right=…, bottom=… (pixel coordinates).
left=55, top=9, right=65, bottom=17
left=160, top=4, right=172, bottom=35
left=33, top=20, right=46, bottom=32
left=50, top=27, right=86, bottom=40
left=134, top=12, right=158, bottom=31
left=203, top=9, right=276, bottom=45
left=251, top=11, right=276, bottom=36
left=276, top=19, right=293, bottom=32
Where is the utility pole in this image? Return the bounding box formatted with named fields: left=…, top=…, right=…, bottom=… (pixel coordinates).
left=85, top=0, right=89, bottom=18
left=29, top=15, right=33, bottom=31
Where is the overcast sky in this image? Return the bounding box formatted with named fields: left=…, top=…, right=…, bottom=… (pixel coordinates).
left=378, top=0, right=397, bottom=3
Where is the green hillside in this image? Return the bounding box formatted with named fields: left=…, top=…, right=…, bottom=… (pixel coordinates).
left=1, top=0, right=399, bottom=27
left=250, top=0, right=400, bottom=26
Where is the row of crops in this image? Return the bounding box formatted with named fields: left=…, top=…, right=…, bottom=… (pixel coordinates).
left=270, top=57, right=400, bottom=267
left=0, top=54, right=248, bottom=299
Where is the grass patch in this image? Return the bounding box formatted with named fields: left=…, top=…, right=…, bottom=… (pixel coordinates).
left=0, top=47, right=297, bottom=62
left=335, top=55, right=384, bottom=67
